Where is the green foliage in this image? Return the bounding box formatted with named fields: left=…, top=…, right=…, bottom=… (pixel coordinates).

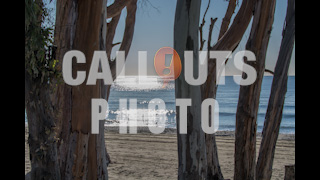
left=25, top=0, right=59, bottom=84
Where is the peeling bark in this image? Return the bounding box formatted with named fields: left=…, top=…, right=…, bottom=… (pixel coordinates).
left=53, top=0, right=109, bottom=179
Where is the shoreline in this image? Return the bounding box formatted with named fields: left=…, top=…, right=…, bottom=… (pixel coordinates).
left=103, top=126, right=295, bottom=141
left=24, top=124, right=295, bottom=141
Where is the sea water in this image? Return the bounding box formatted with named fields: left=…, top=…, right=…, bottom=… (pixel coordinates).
left=24, top=76, right=295, bottom=134
left=106, top=76, right=295, bottom=134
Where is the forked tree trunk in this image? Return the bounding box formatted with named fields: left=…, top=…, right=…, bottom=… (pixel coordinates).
left=234, top=0, right=276, bottom=179
left=53, top=0, right=108, bottom=179
left=104, top=0, right=137, bottom=100
left=256, top=0, right=295, bottom=179
left=169, top=1, right=256, bottom=178
left=201, top=0, right=256, bottom=179
left=174, top=0, right=207, bottom=179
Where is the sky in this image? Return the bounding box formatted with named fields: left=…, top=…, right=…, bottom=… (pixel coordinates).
left=110, top=0, right=295, bottom=76
left=45, top=0, right=295, bottom=76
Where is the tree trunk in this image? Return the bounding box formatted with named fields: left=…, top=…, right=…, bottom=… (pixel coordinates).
left=25, top=72, right=61, bottom=180
left=256, top=1, right=295, bottom=179
left=201, top=0, right=256, bottom=179
left=53, top=0, right=108, bottom=179
left=174, top=0, right=207, bottom=179
left=25, top=0, right=61, bottom=179
left=234, top=0, right=276, bottom=180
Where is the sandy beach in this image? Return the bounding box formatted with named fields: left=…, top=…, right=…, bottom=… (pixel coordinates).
left=25, top=127, right=295, bottom=180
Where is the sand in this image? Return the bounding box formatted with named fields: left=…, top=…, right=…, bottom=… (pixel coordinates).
left=25, top=127, right=295, bottom=180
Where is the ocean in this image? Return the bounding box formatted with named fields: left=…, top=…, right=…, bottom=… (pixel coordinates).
left=106, top=76, right=295, bottom=134
left=24, top=76, right=295, bottom=134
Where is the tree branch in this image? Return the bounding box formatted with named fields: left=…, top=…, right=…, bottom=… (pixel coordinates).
left=199, top=0, right=211, bottom=51
left=207, top=17, right=217, bottom=50
left=218, top=0, right=237, bottom=40
left=112, top=42, right=121, bottom=47
left=264, top=69, right=274, bottom=75
left=202, top=0, right=256, bottom=100
left=110, top=0, right=137, bottom=80
left=107, top=0, right=133, bottom=18
left=212, top=0, right=255, bottom=52
left=106, top=13, right=122, bottom=61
